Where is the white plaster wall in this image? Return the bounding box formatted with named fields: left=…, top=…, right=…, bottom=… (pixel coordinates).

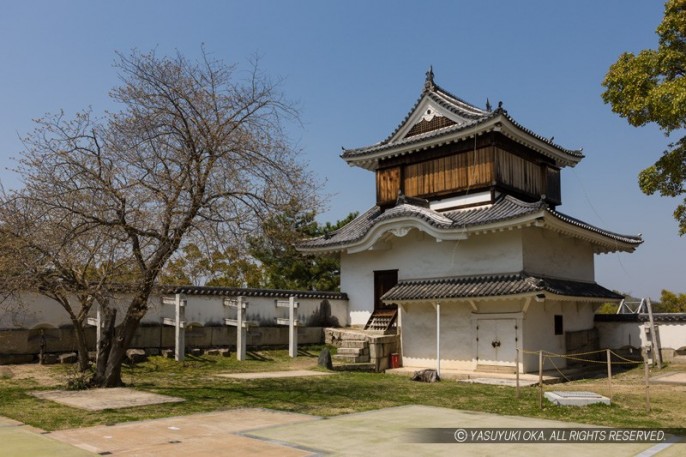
left=340, top=229, right=524, bottom=325
left=596, top=321, right=645, bottom=350
left=400, top=302, right=476, bottom=370
left=656, top=322, right=686, bottom=350
left=597, top=320, right=686, bottom=351
left=522, top=227, right=595, bottom=281
left=0, top=292, right=349, bottom=329
left=521, top=300, right=595, bottom=372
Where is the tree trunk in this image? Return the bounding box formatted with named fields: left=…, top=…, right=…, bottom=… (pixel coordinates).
left=92, top=307, right=116, bottom=386
left=71, top=319, right=90, bottom=372
left=101, top=300, right=147, bottom=387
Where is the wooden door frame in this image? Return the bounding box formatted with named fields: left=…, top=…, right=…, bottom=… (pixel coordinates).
left=374, top=269, right=398, bottom=311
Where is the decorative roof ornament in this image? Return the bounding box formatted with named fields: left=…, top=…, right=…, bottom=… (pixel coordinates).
left=424, top=65, right=435, bottom=92
left=486, top=98, right=492, bottom=111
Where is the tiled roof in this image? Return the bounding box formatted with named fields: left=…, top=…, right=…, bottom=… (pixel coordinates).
left=341, top=72, right=583, bottom=168
left=160, top=285, right=347, bottom=300
left=381, top=272, right=623, bottom=302
left=595, top=313, right=686, bottom=323
left=297, top=195, right=643, bottom=252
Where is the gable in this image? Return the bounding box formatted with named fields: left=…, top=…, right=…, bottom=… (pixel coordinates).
left=392, top=98, right=466, bottom=141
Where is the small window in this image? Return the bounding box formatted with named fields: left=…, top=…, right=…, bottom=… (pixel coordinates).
left=554, top=315, right=564, bottom=335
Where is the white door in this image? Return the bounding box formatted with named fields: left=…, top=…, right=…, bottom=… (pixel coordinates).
left=476, top=319, right=517, bottom=366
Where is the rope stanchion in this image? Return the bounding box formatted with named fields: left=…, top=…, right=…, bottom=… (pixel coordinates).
left=516, top=347, right=649, bottom=409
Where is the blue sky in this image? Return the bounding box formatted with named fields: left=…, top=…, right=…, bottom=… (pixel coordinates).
left=0, top=1, right=682, bottom=300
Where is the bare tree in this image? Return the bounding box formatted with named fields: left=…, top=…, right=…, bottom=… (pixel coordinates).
left=5, top=49, right=318, bottom=386
left=0, top=193, right=130, bottom=372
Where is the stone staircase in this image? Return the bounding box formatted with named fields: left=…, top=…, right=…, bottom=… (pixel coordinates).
left=333, top=337, right=370, bottom=364
left=325, top=328, right=399, bottom=372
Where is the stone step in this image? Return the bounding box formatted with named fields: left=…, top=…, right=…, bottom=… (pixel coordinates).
left=332, top=362, right=376, bottom=372
left=336, top=347, right=369, bottom=356
left=334, top=332, right=367, bottom=341
left=333, top=354, right=370, bottom=363
left=339, top=340, right=367, bottom=349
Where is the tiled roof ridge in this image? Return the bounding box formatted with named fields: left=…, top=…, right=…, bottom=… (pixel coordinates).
left=546, top=207, right=643, bottom=245
left=161, top=284, right=348, bottom=300
left=500, top=111, right=584, bottom=157
left=340, top=71, right=583, bottom=164
left=382, top=271, right=623, bottom=301
left=369, top=73, right=491, bottom=149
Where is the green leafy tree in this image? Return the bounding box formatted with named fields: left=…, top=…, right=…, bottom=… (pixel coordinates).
left=159, top=243, right=263, bottom=287
left=250, top=207, right=357, bottom=291
left=654, top=289, right=686, bottom=312
left=602, top=0, right=686, bottom=234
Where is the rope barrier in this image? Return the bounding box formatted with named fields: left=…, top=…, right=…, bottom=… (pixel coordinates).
left=547, top=354, right=572, bottom=382
left=520, top=348, right=643, bottom=366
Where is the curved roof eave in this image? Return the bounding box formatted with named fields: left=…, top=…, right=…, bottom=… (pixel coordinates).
left=297, top=204, right=642, bottom=255
left=342, top=113, right=584, bottom=171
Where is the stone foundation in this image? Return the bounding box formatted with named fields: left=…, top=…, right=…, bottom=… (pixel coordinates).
left=0, top=325, right=326, bottom=364
left=325, top=328, right=400, bottom=372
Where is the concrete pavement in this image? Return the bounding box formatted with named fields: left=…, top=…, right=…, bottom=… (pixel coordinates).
left=3, top=405, right=684, bottom=456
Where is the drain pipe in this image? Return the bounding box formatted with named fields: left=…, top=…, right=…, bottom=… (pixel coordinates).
left=434, top=302, right=441, bottom=377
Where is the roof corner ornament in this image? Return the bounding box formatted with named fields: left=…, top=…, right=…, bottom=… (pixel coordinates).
left=486, top=98, right=492, bottom=111
left=424, top=65, right=435, bottom=92
left=390, top=227, right=411, bottom=238
left=494, top=100, right=507, bottom=115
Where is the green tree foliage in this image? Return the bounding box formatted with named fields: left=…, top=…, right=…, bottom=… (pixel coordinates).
left=654, top=289, right=686, bottom=312
left=595, top=302, right=620, bottom=314
left=250, top=207, right=357, bottom=291
left=159, top=244, right=263, bottom=288
left=602, top=0, right=686, bottom=234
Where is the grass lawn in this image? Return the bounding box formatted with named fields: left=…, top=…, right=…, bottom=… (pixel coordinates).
left=0, top=345, right=684, bottom=431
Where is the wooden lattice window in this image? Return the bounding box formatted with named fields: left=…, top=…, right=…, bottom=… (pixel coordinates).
left=405, top=115, right=456, bottom=138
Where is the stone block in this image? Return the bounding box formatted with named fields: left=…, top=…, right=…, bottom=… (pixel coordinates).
left=189, top=348, right=204, bottom=357
left=127, top=349, right=148, bottom=364
left=42, top=354, right=59, bottom=365
left=337, top=347, right=367, bottom=356
left=59, top=352, right=78, bottom=364
left=339, top=340, right=366, bottom=349
left=318, top=348, right=333, bottom=370
left=161, top=349, right=175, bottom=359
left=369, top=343, right=380, bottom=360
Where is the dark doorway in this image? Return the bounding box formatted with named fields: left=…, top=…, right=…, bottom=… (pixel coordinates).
left=374, top=269, right=398, bottom=311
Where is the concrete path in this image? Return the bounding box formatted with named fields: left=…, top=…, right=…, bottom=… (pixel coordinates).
left=5, top=405, right=684, bottom=456
left=217, top=370, right=335, bottom=380
left=0, top=416, right=94, bottom=457
left=31, top=387, right=184, bottom=411
left=249, top=405, right=684, bottom=457
left=651, top=372, right=686, bottom=385
left=48, top=409, right=318, bottom=456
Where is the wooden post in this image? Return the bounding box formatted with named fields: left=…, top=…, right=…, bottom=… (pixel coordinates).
left=515, top=347, right=520, bottom=399
left=95, top=303, right=102, bottom=360
left=276, top=297, right=299, bottom=358
left=644, top=360, right=651, bottom=413
left=538, top=350, right=543, bottom=409
left=606, top=349, right=612, bottom=402
left=434, top=303, right=441, bottom=377
left=645, top=297, right=662, bottom=369
left=86, top=303, right=103, bottom=363
left=224, top=296, right=250, bottom=361
left=236, top=296, right=246, bottom=361
left=288, top=296, right=298, bottom=358
left=175, top=294, right=186, bottom=362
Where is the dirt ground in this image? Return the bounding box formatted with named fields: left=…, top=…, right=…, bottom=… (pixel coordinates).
left=0, top=364, right=64, bottom=387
